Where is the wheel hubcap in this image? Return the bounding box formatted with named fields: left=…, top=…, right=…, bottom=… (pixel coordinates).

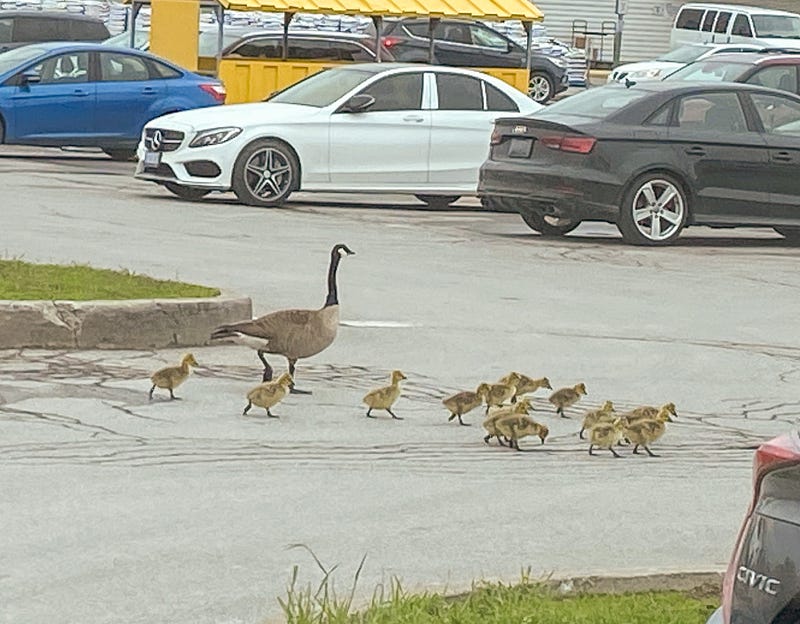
left=529, top=76, right=551, bottom=102
left=244, top=148, right=292, bottom=199
left=632, top=179, right=684, bottom=241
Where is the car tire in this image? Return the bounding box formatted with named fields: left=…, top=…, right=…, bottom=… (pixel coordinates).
left=481, top=196, right=506, bottom=211
left=232, top=138, right=298, bottom=208
left=618, top=172, right=689, bottom=246
left=164, top=182, right=211, bottom=201
left=529, top=72, right=555, bottom=104
left=519, top=210, right=581, bottom=236
left=415, top=194, right=460, bottom=209
left=104, top=148, right=137, bottom=161
left=775, top=226, right=800, bottom=242
left=0, top=118, right=4, bottom=144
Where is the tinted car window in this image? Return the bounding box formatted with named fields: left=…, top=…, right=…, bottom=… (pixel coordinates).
left=752, top=14, right=800, bottom=38
left=0, top=18, right=10, bottom=43
left=676, top=92, right=747, bottom=133
left=360, top=72, right=423, bottom=111
left=731, top=14, right=753, bottom=37
left=436, top=22, right=471, bottom=44
left=149, top=59, right=181, bottom=79
left=99, top=52, right=150, bottom=81
left=288, top=38, right=333, bottom=60
left=271, top=67, right=374, bottom=107
left=437, top=74, right=483, bottom=110
left=701, top=11, right=717, bottom=32
left=13, top=16, right=58, bottom=42
left=403, top=22, right=429, bottom=38
left=676, top=8, right=704, bottom=30
left=747, top=65, right=798, bottom=93
left=469, top=24, right=507, bottom=49
left=714, top=12, right=732, bottom=34
left=333, top=41, right=374, bottom=62
left=29, top=51, right=89, bottom=84
left=540, top=86, right=650, bottom=119
left=485, top=83, right=518, bottom=112
left=750, top=92, right=800, bottom=134
left=668, top=60, right=749, bottom=82
left=58, top=19, right=106, bottom=40
left=229, top=37, right=280, bottom=58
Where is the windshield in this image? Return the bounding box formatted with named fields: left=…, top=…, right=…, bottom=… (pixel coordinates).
left=102, top=31, right=149, bottom=49
left=752, top=14, right=800, bottom=39
left=657, top=45, right=710, bottom=64
left=536, top=85, right=650, bottom=119
left=269, top=67, right=375, bottom=107
left=0, top=45, right=46, bottom=75
left=666, top=60, right=749, bottom=82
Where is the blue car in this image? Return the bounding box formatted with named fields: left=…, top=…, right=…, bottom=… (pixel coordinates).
left=0, top=42, right=225, bottom=159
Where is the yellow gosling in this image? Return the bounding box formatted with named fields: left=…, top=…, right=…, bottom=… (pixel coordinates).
left=483, top=398, right=532, bottom=446
left=243, top=372, right=293, bottom=417
left=496, top=414, right=549, bottom=451
left=442, top=383, right=490, bottom=426
left=149, top=353, right=199, bottom=400
left=589, top=418, right=626, bottom=458
left=549, top=382, right=588, bottom=418
left=579, top=400, right=616, bottom=439
left=363, top=370, right=407, bottom=420
left=624, top=406, right=674, bottom=458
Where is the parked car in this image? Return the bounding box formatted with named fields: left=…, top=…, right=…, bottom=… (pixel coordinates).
left=221, top=30, right=394, bottom=62
left=671, top=3, right=800, bottom=50
left=0, top=11, right=109, bottom=53
left=705, top=430, right=800, bottom=624
left=666, top=52, right=800, bottom=95
left=134, top=64, right=541, bottom=205
left=0, top=42, right=225, bottom=160
left=478, top=81, right=800, bottom=245
left=374, top=18, right=569, bottom=103
left=103, top=27, right=252, bottom=57
left=608, top=43, right=763, bottom=83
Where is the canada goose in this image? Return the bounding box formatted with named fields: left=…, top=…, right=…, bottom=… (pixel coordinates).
left=624, top=407, right=674, bottom=457
left=579, top=400, right=615, bottom=439
left=484, top=376, right=520, bottom=413
left=588, top=418, right=625, bottom=458
left=364, top=370, right=407, bottom=420
left=622, top=402, right=678, bottom=425
left=483, top=398, right=532, bottom=445
left=210, top=243, right=355, bottom=393
left=149, top=353, right=198, bottom=400
left=512, top=374, right=552, bottom=399
left=442, top=383, right=490, bottom=426
left=549, top=383, right=587, bottom=418
left=496, top=414, right=549, bottom=451
left=243, top=372, right=293, bottom=418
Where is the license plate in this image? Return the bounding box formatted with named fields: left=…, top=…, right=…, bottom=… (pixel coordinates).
left=143, top=151, right=161, bottom=168
left=508, top=137, right=533, bottom=158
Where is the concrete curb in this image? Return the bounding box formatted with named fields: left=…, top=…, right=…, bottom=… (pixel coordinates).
left=0, top=295, right=252, bottom=349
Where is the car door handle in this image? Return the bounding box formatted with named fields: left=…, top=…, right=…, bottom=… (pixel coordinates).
left=142, top=87, right=157, bottom=95
left=685, top=146, right=706, bottom=156
left=403, top=115, right=424, bottom=123
left=72, top=89, right=90, bottom=97
left=772, top=151, right=793, bottom=163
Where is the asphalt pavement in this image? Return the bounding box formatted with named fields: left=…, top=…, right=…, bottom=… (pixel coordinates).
left=1, top=147, right=799, bottom=624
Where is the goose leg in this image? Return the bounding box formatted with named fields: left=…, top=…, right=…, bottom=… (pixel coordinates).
left=387, top=408, right=403, bottom=420
left=559, top=407, right=569, bottom=419
left=258, top=351, right=273, bottom=382
left=149, top=385, right=156, bottom=400
left=287, top=358, right=311, bottom=395
left=644, top=445, right=659, bottom=458
left=579, top=427, right=585, bottom=439
left=457, top=415, right=470, bottom=426
left=169, top=388, right=180, bottom=400
left=366, top=408, right=377, bottom=419
left=267, top=408, right=279, bottom=419
left=610, top=446, right=622, bottom=458
left=243, top=401, right=252, bottom=416
left=483, top=434, right=492, bottom=444
left=448, top=413, right=456, bottom=422
left=588, top=444, right=595, bottom=456
left=632, top=445, right=640, bottom=455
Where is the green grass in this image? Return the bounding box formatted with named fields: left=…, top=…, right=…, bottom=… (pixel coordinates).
left=279, top=548, right=718, bottom=624
left=0, top=259, right=219, bottom=300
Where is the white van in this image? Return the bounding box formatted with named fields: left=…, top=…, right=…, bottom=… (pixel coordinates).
left=670, top=3, right=800, bottom=50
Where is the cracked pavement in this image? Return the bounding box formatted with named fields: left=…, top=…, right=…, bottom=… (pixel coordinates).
left=1, top=147, right=800, bottom=624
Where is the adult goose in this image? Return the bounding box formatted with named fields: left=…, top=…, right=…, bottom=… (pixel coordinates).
left=211, top=243, right=354, bottom=393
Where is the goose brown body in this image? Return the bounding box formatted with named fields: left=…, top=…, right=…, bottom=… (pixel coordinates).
left=363, top=370, right=407, bottom=419
left=483, top=398, right=532, bottom=445
left=149, top=354, right=198, bottom=400
left=442, top=383, right=490, bottom=426
left=622, top=402, right=678, bottom=425
left=579, top=400, right=616, bottom=439
left=549, top=383, right=587, bottom=418
left=624, top=407, right=673, bottom=457
left=484, top=377, right=520, bottom=413
left=588, top=418, right=625, bottom=458
left=243, top=373, right=293, bottom=417
left=501, top=373, right=552, bottom=399
left=496, top=414, right=549, bottom=450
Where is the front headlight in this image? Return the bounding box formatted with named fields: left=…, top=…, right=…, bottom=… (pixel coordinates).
left=551, top=57, right=568, bottom=69
left=189, top=127, right=242, bottom=148
left=628, top=68, right=663, bottom=80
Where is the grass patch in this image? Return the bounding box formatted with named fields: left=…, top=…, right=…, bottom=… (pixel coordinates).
left=0, top=259, right=219, bottom=300
left=279, top=548, right=718, bottom=624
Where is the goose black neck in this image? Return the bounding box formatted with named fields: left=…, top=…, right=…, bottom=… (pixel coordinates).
left=324, top=249, right=341, bottom=307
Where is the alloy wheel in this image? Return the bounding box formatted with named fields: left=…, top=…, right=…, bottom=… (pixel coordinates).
left=244, top=147, right=293, bottom=200
left=529, top=74, right=552, bottom=103
left=631, top=179, right=685, bottom=242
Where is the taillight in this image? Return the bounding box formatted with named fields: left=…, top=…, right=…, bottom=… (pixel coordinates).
left=200, top=83, right=226, bottom=104
left=490, top=125, right=503, bottom=145
left=541, top=133, right=596, bottom=154
left=381, top=36, right=402, bottom=48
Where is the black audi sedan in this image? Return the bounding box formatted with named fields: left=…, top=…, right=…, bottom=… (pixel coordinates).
left=478, top=81, right=800, bottom=245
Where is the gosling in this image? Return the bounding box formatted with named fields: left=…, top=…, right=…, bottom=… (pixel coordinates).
left=496, top=414, right=549, bottom=451
left=549, top=383, right=587, bottom=418
left=622, top=402, right=678, bottom=425
left=483, top=397, right=532, bottom=446
left=363, top=370, right=407, bottom=420
left=484, top=376, right=520, bottom=413
left=588, top=417, right=626, bottom=458
left=500, top=373, right=552, bottom=400
left=624, top=407, right=674, bottom=457
left=579, top=400, right=616, bottom=439
left=442, top=383, right=490, bottom=426
left=243, top=372, right=293, bottom=417
left=149, top=353, right=199, bottom=400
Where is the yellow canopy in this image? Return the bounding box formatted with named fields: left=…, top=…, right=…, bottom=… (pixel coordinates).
left=218, top=0, right=543, bottom=21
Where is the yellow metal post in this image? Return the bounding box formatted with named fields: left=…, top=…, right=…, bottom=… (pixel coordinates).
left=150, top=0, right=200, bottom=70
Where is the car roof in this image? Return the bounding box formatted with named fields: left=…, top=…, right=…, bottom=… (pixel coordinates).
left=232, top=30, right=376, bottom=41
left=12, top=41, right=153, bottom=53
left=617, top=79, right=800, bottom=97
left=695, top=52, right=800, bottom=65
left=678, top=3, right=800, bottom=17
left=0, top=10, right=103, bottom=21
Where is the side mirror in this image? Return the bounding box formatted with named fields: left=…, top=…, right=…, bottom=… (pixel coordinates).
left=506, top=41, right=515, bottom=54
left=340, top=94, right=375, bottom=113
left=21, top=70, right=41, bottom=85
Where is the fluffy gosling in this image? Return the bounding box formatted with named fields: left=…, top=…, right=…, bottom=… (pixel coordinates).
left=149, top=353, right=199, bottom=400
left=579, top=400, right=616, bottom=439
left=442, top=383, right=490, bottom=426
left=588, top=417, right=626, bottom=458
left=483, top=397, right=532, bottom=446
left=243, top=372, right=293, bottom=417
left=549, top=383, right=587, bottom=418
left=484, top=377, right=520, bottom=413
left=512, top=374, right=552, bottom=399
left=496, top=414, right=549, bottom=451
left=364, top=370, right=407, bottom=420
left=624, top=406, right=674, bottom=457
left=622, top=402, right=678, bottom=425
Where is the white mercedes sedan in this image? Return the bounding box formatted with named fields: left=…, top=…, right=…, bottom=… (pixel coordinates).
left=134, top=63, right=541, bottom=208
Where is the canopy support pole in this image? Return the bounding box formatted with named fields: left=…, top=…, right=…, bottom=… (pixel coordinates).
left=372, top=15, right=383, bottom=62
left=129, top=1, right=141, bottom=48
left=524, top=20, right=532, bottom=77
left=215, top=4, right=224, bottom=76
left=282, top=12, right=294, bottom=60
left=427, top=17, right=439, bottom=64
